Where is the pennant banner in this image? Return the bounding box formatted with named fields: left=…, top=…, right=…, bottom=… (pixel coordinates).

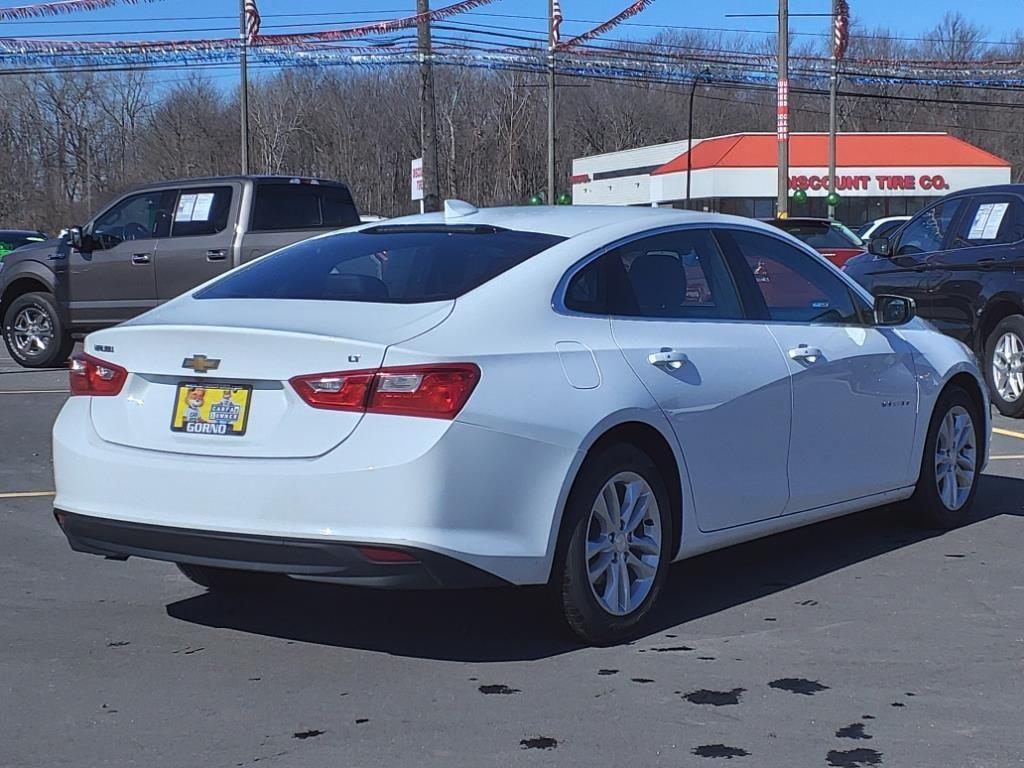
left=834, top=0, right=850, bottom=61
left=557, top=0, right=656, bottom=51
left=0, top=0, right=167, bottom=21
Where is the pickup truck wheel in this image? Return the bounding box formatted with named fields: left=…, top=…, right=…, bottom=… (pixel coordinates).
left=984, top=314, right=1024, bottom=418
left=2, top=292, right=73, bottom=369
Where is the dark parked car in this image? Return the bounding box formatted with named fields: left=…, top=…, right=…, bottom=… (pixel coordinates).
left=0, top=176, right=359, bottom=368
left=844, top=184, right=1024, bottom=417
left=763, top=217, right=865, bottom=267
left=0, top=229, right=47, bottom=259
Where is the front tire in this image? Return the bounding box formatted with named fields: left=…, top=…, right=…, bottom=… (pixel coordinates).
left=909, top=385, right=982, bottom=529
left=2, top=292, right=73, bottom=369
left=984, top=314, right=1024, bottom=417
left=552, top=443, right=672, bottom=645
left=176, top=563, right=285, bottom=591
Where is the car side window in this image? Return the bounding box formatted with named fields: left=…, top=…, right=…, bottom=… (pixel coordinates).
left=951, top=195, right=1024, bottom=248
left=250, top=183, right=360, bottom=232
left=895, top=199, right=963, bottom=256
left=169, top=187, right=233, bottom=238
left=565, top=229, right=743, bottom=320
left=874, top=219, right=905, bottom=240
left=92, top=190, right=176, bottom=250
left=717, top=229, right=863, bottom=325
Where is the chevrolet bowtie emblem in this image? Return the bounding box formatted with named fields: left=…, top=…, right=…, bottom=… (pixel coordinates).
left=182, top=355, right=221, bottom=374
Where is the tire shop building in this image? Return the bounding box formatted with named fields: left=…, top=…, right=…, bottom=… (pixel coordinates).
left=571, top=132, right=1011, bottom=226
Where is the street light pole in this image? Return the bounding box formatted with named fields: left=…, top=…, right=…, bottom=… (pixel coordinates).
left=776, top=0, right=789, bottom=218
left=686, top=68, right=711, bottom=209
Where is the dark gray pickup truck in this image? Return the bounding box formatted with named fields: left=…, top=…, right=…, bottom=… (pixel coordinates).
left=0, top=176, right=360, bottom=368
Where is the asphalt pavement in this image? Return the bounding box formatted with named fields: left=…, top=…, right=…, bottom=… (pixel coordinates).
left=2, top=344, right=1023, bottom=768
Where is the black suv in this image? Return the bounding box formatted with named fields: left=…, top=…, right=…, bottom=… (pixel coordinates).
left=844, top=184, right=1024, bottom=416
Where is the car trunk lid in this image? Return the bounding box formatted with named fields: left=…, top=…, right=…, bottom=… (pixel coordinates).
left=86, top=299, right=453, bottom=458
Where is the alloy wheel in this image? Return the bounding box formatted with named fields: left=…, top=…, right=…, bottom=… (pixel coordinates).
left=585, top=471, right=662, bottom=616
left=934, top=405, right=977, bottom=512
left=992, top=331, right=1024, bottom=403
left=11, top=306, right=53, bottom=357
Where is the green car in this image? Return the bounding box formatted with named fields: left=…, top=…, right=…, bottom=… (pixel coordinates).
left=0, top=229, right=48, bottom=260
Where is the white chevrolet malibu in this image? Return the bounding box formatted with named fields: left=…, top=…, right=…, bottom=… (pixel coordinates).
left=54, top=203, right=988, bottom=643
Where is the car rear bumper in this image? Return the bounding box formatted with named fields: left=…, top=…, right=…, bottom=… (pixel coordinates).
left=55, top=510, right=509, bottom=589
left=52, top=398, right=580, bottom=585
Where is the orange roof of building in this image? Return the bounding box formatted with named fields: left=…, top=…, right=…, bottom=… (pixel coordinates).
left=651, top=132, right=1009, bottom=175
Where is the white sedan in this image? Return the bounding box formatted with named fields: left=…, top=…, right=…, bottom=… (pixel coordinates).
left=53, top=203, right=988, bottom=644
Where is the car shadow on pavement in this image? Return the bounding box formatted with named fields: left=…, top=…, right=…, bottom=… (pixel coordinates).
left=166, top=475, right=1024, bottom=662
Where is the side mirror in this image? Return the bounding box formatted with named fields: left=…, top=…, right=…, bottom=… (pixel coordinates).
left=874, top=294, right=915, bottom=326
left=868, top=237, right=891, bottom=257
left=68, top=226, right=87, bottom=251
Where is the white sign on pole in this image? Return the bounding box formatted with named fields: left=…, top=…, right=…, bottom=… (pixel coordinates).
left=411, top=157, right=424, bottom=201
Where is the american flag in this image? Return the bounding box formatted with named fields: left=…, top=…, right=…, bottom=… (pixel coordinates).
left=833, top=0, right=850, bottom=61
left=551, top=0, right=563, bottom=46
left=244, top=0, right=261, bottom=44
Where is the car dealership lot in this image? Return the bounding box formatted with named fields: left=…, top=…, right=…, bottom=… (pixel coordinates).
left=2, top=345, right=1023, bottom=768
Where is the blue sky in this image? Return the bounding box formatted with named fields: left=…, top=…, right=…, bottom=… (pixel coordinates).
left=0, top=0, right=1010, bottom=86
left=0, top=0, right=1006, bottom=42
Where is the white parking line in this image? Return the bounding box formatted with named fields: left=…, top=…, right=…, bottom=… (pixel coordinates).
left=0, top=491, right=55, bottom=499
left=993, top=427, right=1024, bottom=441
left=989, top=455, right=1024, bottom=460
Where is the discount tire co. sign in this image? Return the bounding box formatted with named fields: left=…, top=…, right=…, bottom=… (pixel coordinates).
left=789, top=173, right=952, bottom=193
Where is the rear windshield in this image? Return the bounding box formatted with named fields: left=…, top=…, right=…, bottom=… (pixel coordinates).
left=196, top=225, right=565, bottom=303
left=0, top=233, right=45, bottom=253
left=778, top=223, right=859, bottom=249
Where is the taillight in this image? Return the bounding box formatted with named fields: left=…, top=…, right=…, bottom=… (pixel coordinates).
left=289, top=372, right=375, bottom=411
left=290, top=363, right=480, bottom=420
left=69, top=354, right=128, bottom=397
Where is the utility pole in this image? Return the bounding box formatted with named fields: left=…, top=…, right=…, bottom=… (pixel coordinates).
left=827, top=0, right=841, bottom=220
left=686, top=68, right=711, bottom=209
left=239, top=0, right=250, bottom=175
left=776, top=0, right=789, bottom=218
left=547, top=0, right=556, bottom=205
left=417, top=0, right=441, bottom=212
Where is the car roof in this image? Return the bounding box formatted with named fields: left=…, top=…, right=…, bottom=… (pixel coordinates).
left=377, top=204, right=782, bottom=239
left=124, top=176, right=353, bottom=193
left=762, top=217, right=836, bottom=228
left=947, top=184, right=1024, bottom=197
left=0, top=229, right=45, bottom=237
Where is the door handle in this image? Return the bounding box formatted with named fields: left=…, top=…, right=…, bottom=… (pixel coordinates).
left=648, top=349, right=689, bottom=370
left=788, top=345, right=823, bottom=363
left=977, top=258, right=996, bottom=269
left=206, top=249, right=227, bottom=262
left=131, top=253, right=151, bottom=265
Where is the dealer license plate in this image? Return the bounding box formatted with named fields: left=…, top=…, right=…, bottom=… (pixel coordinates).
left=171, top=383, right=252, bottom=437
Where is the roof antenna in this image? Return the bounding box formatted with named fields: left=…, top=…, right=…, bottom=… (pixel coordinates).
left=444, top=199, right=479, bottom=219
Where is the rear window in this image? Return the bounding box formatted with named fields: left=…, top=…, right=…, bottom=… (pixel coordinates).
left=778, top=223, right=858, bottom=249
left=250, top=183, right=360, bottom=232
left=196, top=225, right=565, bottom=303
left=0, top=233, right=45, bottom=253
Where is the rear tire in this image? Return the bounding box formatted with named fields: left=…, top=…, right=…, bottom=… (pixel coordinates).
left=984, top=314, right=1024, bottom=418
left=909, top=385, right=982, bottom=529
left=176, top=563, right=285, bottom=591
left=2, top=291, right=73, bottom=369
left=551, top=443, right=672, bottom=645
